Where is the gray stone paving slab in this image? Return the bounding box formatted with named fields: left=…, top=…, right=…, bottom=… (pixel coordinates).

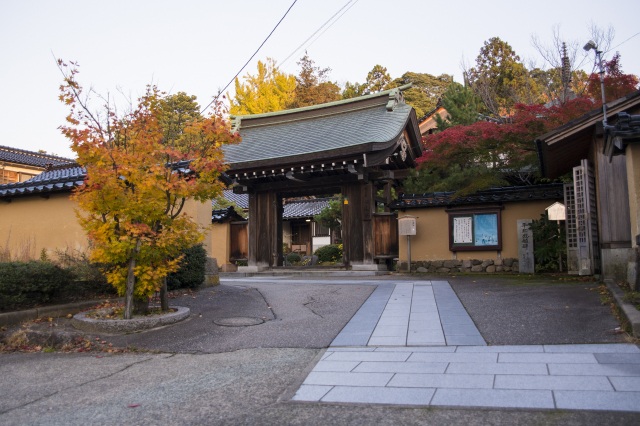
left=320, top=386, right=435, bottom=405
left=353, top=361, right=448, bottom=374
left=328, top=347, right=376, bottom=352
left=554, top=390, right=640, bottom=412
left=455, top=345, right=544, bottom=353
left=431, top=388, right=555, bottom=409
left=408, top=352, right=498, bottom=363
left=494, top=374, right=614, bottom=391
left=368, top=336, right=407, bottom=345
left=303, top=371, right=393, bottom=387
left=498, top=352, right=598, bottom=364
left=374, top=346, right=456, bottom=352
left=609, top=376, right=640, bottom=391
left=548, top=363, right=640, bottom=376
left=594, top=353, right=640, bottom=363
left=293, top=280, right=640, bottom=413
left=292, top=385, right=332, bottom=401
left=446, top=362, right=549, bottom=375
left=325, top=351, right=410, bottom=362
left=389, top=373, right=494, bottom=389
left=371, top=325, right=408, bottom=336
left=313, top=361, right=360, bottom=372
left=543, top=343, right=640, bottom=353
left=445, top=335, right=488, bottom=346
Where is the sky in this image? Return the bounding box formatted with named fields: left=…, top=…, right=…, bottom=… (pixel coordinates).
left=2, top=0, right=639, bottom=159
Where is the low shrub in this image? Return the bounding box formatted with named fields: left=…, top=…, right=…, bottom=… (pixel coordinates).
left=0, top=261, right=74, bottom=311
left=314, top=244, right=342, bottom=263
left=285, top=252, right=302, bottom=265
left=166, top=244, right=207, bottom=290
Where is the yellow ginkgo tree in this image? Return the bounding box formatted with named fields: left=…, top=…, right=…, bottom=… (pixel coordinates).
left=58, top=60, right=239, bottom=319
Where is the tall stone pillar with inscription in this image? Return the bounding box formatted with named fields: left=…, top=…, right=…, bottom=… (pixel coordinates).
left=517, top=219, right=535, bottom=273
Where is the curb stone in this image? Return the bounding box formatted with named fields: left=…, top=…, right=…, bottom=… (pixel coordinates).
left=605, top=279, right=640, bottom=337
left=0, top=300, right=107, bottom=327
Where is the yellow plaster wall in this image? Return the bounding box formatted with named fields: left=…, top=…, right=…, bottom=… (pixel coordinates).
left=397, top=200, right=558, bottom=262
left=209, top=223, right=230, bottom=265
left=0, top=195, right=219, bottom=262
left=0, top=194, right=87, bottom=259
left=182, top=198, right=214, bottom=257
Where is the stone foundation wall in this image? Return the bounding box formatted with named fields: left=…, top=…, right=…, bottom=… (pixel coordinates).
left=400, top=258, right=521, bottom=274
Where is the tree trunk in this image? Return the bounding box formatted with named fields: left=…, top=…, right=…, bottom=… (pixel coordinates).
left=160, top=276, right=169, bottom=311
left=123, top=239, right=142, bottom=320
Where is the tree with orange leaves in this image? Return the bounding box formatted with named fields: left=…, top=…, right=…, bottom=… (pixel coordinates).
left=58, top=60, right=239, bottom=319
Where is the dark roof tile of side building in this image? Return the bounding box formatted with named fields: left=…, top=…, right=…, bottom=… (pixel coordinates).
left=283, top=198, right=332, bottom=219
left=0, top=145, right=75, bottom=168
left=217, top=190, right=334, bottom=219
left=0, top=165, right=85, bottom=198
left=391, top=183, right=564, bottom=209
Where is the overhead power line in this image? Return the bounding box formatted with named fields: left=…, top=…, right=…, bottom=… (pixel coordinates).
left=280, top=0, right=358, bottom=67
left=201, top=0, right=298, bottom=114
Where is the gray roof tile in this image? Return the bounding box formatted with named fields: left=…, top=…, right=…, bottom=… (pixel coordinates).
left=392, top=184, right=564, bottom=209
left=0, top=165, right=85, bottom=198
left=224, top=88, right=413, bottom=168
left=0, top=145, right=75, bottom=168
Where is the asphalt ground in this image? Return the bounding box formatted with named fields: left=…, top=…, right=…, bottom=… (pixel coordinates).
left=1, top=274, right=638, bottom=425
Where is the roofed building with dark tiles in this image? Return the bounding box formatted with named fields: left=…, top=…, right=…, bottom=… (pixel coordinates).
left=0, top=164, right=85, bottom=198
left=392, top=183, right=564, bottom=209
left=0, top=145, right=74, bottom=169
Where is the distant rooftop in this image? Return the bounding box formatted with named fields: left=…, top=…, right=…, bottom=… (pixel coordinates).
left=218, top=190, right=333, bottom=219
left=0, top=145, right=75, bottom=169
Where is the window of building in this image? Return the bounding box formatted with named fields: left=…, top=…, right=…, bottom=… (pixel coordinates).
left=0, top=170, right=18, bottom=184
left=312, top=221, right=330, bottom=237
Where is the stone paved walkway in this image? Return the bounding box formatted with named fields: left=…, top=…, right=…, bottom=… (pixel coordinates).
left=293, top=280, right=640, bottom=412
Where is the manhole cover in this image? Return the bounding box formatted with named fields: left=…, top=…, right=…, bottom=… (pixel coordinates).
left=213, top=317, right=265, bottom=327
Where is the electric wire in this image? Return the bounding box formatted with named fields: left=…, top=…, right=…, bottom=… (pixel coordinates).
left=299, top=0, right=359, bottom=54
left=200, top=0, right=298, bottom=114
left=607, top=31, right=640, bottom=54
left=279, top=0, right=356, bottom=67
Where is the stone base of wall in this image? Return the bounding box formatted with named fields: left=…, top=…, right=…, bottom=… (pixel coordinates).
left=400, top=258, right=521, bottom=274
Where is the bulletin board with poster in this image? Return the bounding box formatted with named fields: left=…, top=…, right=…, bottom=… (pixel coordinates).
left=447, top=207, right=502, bottom=251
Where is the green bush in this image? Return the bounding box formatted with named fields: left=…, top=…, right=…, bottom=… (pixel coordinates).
left=285, top=252, right=302, bottom=265
left=530, top=214, right=566, bottom=272
left=314, top=244, right=342, bottom=263
left=167, top=245, right=207, bottom=290
left=0, top=261, right=74, bottom=311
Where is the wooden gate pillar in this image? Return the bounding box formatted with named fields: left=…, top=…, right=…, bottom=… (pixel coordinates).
left=243, top=191, right=282, bottom=272
left=342, top=182, right=385, bottom=270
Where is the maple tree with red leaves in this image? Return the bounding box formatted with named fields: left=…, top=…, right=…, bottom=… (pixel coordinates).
left=405, top=97, right=595, bottom=195
left=57, top=60, right=240, bottom=319
left=587, top=52, right=639, bottom=104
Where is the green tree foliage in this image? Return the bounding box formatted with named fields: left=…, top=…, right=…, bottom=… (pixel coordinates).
left=313, top=198, right=342, bottom=232
left=364, top=64, right=392, bottom=93
left=466, top=37, right=542, bottom=118
left=229, top=58, right=296, bottom=115
left=166, top=244, right=207, bottom=290
left=288, top=54, right=341, bottom=108
left=342, top=81, right=366, bottom=99
left=434, top=82, right=482, bottom=130
left=314, top=244, right=342, bottom=263
left=530, top=213, right=566, bottom=272
left=392, top=72, right=454, bottom=118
